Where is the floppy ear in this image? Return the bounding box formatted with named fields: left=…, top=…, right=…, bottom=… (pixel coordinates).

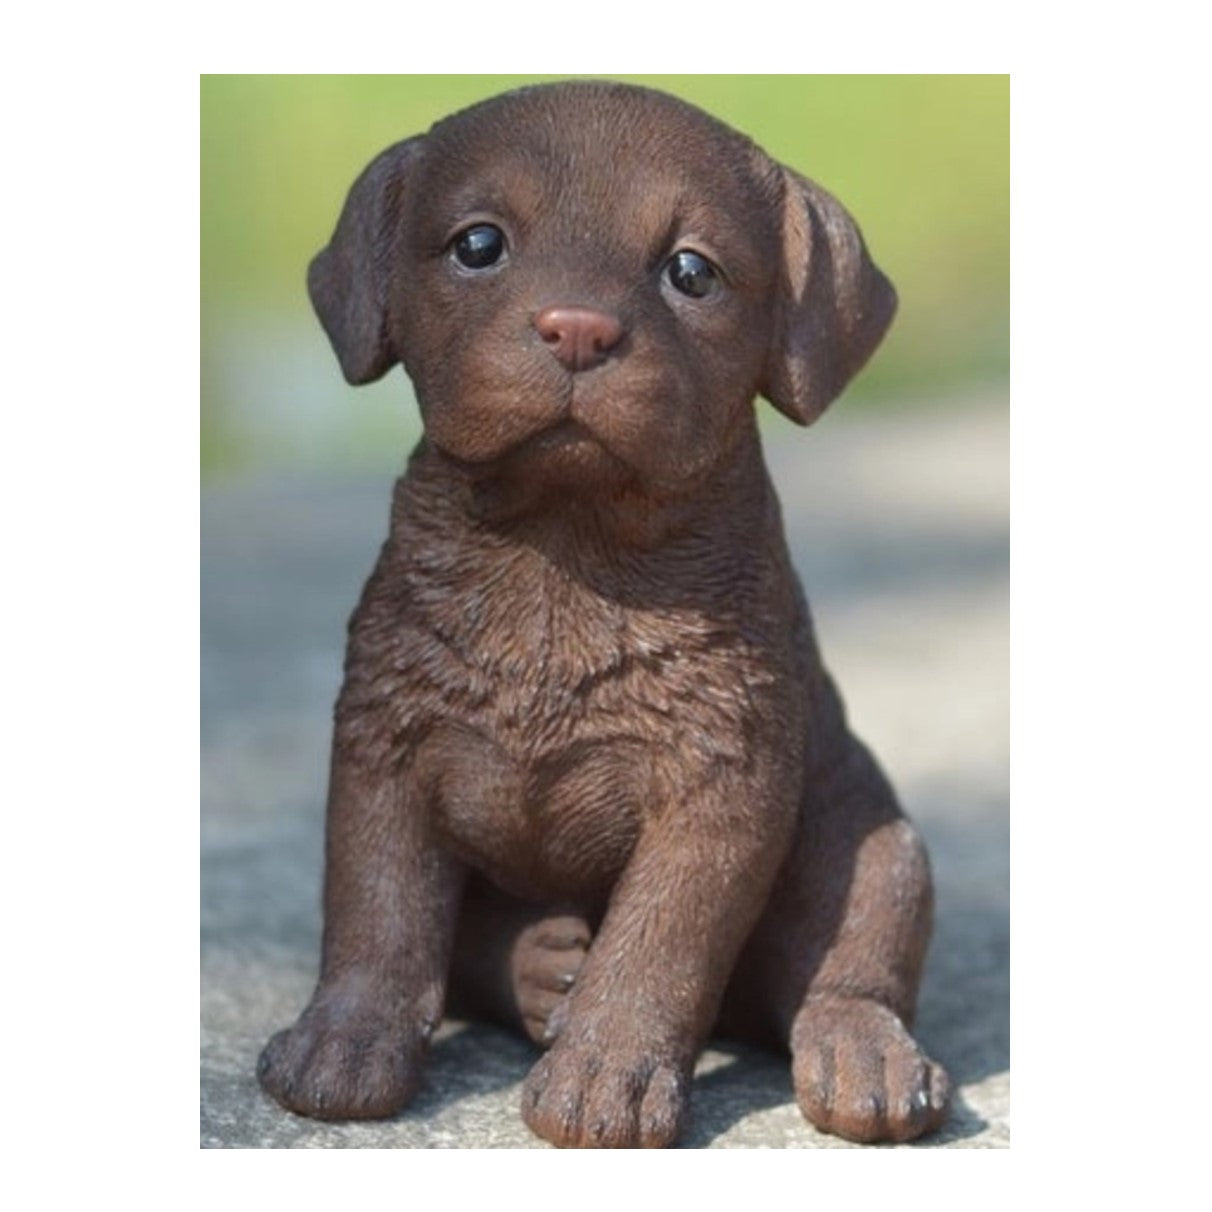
left=307, top=136, right=425, bottom=385
left=762, top=168, right=897, bottom=426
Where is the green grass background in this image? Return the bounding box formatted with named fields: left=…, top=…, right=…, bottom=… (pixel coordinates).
left=201, top=75, right=1008, bottom=476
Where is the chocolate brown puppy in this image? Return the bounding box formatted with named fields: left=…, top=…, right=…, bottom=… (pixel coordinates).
left=257, top=81, right=951, bottom=1148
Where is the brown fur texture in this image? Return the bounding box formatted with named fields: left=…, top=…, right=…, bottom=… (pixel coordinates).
left=257, top=81, right=950, bottom=1148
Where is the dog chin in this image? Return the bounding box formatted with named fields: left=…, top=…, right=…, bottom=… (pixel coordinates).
left=500, top=419, right=633, bottom=488
left=430, top=417, right=633, bottom=490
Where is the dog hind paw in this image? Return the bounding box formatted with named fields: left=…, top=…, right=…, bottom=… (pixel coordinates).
left=510, top=913, right=592, bottom=1045
left=791, top=994, right=950, bottom=1143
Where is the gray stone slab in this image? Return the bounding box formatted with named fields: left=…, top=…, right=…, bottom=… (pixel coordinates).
left=201, top=395, right=1009, bottom=1148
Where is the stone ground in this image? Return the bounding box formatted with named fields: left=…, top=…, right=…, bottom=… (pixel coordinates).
left=200, top=394, right=1008, bottom=1149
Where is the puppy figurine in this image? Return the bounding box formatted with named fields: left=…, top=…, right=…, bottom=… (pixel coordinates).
left=257, top=81, right=950, bottom=1148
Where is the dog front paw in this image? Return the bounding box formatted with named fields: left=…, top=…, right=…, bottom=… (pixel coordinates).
left=521, top=1032, right=688, bottom=1148
left=791, top=994, right=950, bottom=1143
left=257, top=987, right=428, bottom=1121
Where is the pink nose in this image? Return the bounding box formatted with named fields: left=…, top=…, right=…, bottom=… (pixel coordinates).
left=533, top=306, right=624, bottom=372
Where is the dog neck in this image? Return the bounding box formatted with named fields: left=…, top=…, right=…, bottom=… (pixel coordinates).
left=372, top=415, right=802, bottom=700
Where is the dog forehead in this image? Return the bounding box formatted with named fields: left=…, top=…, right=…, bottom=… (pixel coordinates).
left=417, top=84, right=779, bottom=238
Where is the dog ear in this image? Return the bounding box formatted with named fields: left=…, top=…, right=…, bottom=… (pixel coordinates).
left=762, top=168, right=897, bottom=426
left=307, top=137, right=424, bottom=385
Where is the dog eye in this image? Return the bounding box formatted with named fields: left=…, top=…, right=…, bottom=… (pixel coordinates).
left=450, top=224, right=507, bottom=270
left=665, top=249, right=718, bottom=298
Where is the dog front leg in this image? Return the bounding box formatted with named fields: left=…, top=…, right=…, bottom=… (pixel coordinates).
left=521, top=783, right=793, bottom=1148
left=257, top=722, right=464, bottom=1121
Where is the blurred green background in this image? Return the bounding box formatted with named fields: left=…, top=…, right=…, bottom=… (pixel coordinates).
left=201, top=75, right=1008, bottom=479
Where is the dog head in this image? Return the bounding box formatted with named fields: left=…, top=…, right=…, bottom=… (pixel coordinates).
left=309, top=82, right=896, bottom=495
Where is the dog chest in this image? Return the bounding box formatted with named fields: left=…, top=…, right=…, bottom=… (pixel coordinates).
left=392, top=501, right=776, bottom=759
left=387, top=552, right=778, bottom=901
left=421, top=723, right=650, bottom=903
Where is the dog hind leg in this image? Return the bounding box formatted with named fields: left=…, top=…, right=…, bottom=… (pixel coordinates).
left=723, top=733, right=951, bottom=1143
left=447, top=879, right=593, bottom=1045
